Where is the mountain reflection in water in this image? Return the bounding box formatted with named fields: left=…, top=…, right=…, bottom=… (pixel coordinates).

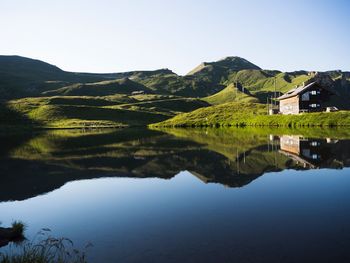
left=1, top=128, right=350, bottom=202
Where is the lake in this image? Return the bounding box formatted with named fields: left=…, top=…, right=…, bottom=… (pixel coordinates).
left=1, top=127, right=350, bottom=263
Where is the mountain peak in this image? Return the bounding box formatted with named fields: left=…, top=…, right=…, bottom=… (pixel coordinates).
left=187, top=56, right=260, bottom=75
left=215, top=56, right=260, bottom=70
left=218, top=56, right=245, bottom=61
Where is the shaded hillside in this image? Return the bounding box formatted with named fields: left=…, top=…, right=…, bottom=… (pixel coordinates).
left=42, top=78, right=152, bottom=96
left=0, top=56, right=180, bottom=99
left=0, top=55, right=65, bottom=79
left=0, top=55, right=107, bottom=99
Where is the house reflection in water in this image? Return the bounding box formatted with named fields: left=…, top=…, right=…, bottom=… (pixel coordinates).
left=279, top=135, right=337, bottom=169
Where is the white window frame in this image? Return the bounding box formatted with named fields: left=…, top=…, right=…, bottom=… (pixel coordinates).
left=310, top=104, right=319, bottom=108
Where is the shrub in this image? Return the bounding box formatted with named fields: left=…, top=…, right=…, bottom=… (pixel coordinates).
left=11, top=221, right=26, bottom=237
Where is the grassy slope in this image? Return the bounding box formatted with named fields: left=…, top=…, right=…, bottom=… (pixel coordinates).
left=150, top=102, right=266, bottom=127
left=150, top=102, right=350, bottom=127
left=225, top=70, right=311, bottom=102
left=133, top=72, right=226, bottom=97
left=42, top=78, right=152, bottom=96
left=1, top=95, right=209, bottom=128
left=203, top=83, right=259, bottom=105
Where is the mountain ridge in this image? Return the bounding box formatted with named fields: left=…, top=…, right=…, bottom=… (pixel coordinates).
left=0, top=55, right=349, bottom=103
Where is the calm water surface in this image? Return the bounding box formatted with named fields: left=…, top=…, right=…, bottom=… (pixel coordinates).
left=1, top=128, right=350, bottom=263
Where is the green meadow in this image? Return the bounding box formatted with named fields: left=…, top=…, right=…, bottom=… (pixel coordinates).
left=150, top=102, right=350, bottom=128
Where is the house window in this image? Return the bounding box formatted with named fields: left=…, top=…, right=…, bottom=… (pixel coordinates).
left=310, top=104, right=320, bottom=108
left=311, top=90, right=320, bottom=95
left=302, top=92, right=310, bottom=101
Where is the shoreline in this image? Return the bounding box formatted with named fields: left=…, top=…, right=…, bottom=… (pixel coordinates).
left=149, top=111, right=350, bottom=128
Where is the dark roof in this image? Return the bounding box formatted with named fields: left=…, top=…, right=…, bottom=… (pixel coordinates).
left=277, top=81, right=337, bottom=100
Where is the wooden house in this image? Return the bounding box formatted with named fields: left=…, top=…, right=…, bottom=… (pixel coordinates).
left=277, top=81, right=337, bottom=115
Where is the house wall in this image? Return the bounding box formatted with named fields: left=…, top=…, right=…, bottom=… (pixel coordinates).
left=279, top=96, right=299, bottom=115
left=280, top=135, right=300, bottom=155
left=299, top=88, right=332, bottom=112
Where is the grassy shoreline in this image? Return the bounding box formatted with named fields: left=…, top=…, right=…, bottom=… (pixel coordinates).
left=149, top=102, right=350, bottom=128
left=2, top=98, right=350, bottom=129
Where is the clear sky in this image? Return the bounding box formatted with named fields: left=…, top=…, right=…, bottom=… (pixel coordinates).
left=1, top=0, right=349, bottom=75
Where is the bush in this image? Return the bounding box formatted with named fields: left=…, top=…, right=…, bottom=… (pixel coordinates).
left=11, top=222, right=26, bottom=237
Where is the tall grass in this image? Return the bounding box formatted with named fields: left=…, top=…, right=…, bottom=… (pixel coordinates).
left=0, top=229, right=91, bottom=263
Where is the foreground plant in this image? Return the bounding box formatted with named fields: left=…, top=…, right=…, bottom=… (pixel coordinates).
left=10, top=222, right=26, bottom=237
left=0, top=221, right=26, bottom=248
left=0, top=229, right=91, bottom=263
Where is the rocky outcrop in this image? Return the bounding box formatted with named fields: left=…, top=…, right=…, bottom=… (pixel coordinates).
left=306, top=72, right=335, bottom=88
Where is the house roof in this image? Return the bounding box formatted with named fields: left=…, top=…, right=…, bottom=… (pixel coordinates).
left=279, top=150, right=317, bottom=169
left=277, top=81, right=337, bottom=100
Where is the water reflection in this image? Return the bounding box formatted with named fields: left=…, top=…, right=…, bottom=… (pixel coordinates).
left=1, top=128, right=350, bottom=202
left=279, top=135, right=344, bottom=169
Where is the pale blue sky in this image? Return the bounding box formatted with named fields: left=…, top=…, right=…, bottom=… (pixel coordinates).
left=1, top=0, right=349, bottom=74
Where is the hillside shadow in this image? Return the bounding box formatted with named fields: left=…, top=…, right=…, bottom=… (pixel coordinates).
left=0, top=102, right=44, bottom=158
left=254, top=91, right=283, bottom=103
left=0, top=101, right=42, bottom=128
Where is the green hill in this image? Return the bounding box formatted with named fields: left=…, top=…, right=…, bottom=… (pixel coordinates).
left=203, top=83, right=259, bottom=105
left=0, top=55, right=65, bottom=79
left=186, top=56, right=260, bottom=86
left=132, top=57, right=261, bottom=97
left=223, top=69, right=312, bottom=102
left=187, top=56, right=261, bottom=75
